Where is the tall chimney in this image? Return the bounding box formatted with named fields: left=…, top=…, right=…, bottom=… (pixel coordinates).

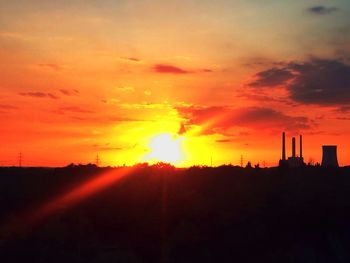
left=282, top=132, right=286, bottom=160
left=300, top=135, right=302, bottom=158
left=292, top=137, right=296, bottom=157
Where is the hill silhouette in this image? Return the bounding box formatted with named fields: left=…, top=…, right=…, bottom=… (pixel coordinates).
left=1, top=164, right=350, bottom=262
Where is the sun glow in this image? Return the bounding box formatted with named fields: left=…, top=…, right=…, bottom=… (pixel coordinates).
left=144, top=133, right=185, bottom=165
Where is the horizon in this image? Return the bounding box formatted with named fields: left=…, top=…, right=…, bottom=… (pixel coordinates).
left=1, top=1, right=350, bottom=167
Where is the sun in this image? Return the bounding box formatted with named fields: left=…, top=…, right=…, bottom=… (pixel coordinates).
left=144, top=133, right=185, bottom=165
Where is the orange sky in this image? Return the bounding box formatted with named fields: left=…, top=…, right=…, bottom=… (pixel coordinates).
left=1, top=1, right=350, bottom=167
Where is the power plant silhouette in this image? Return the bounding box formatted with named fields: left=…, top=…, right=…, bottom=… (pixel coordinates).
left=279, top=132, right=339, bottom=168
left=279, top=132, right=304, bottom=167
left=322, top=145, right=339, bottom=167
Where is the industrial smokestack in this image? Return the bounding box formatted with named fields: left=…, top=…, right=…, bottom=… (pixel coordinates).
left=321, top=145, right=339, bottom=167
left=292, top=137, right=296, bottom=157
left=300, top=135, right=302, bottom=158
left=282, top=132, right=286, bottom=160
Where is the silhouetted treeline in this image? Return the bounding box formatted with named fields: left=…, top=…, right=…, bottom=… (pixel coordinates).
left=1, top=164, right=350, bottom=262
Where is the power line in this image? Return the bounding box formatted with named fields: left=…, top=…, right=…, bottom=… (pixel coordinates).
left=18, top=151, right=22, bottom=167
left=95, top=154, right=100, bottom=167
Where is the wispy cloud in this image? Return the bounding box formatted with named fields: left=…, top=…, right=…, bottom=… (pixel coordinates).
left=119, top=57, right=142, bottom=63
left=19, top=92, right=59, bottom=99
left=177, top=105, right=311, bottom=135
left=115, top=86, right=134, bottom=92
left=57, top=106, right=95, bottom=114
left=59, top=89, right=79, bottom=96
left=0, top=104, right=18, bottom=114
left=308, top=6, right=338, bottom=15
left=37, top=64, right=62, bottom=71
left=0, top=104, right=18, bottom=110
left=152, top=64, right=192, bottom=74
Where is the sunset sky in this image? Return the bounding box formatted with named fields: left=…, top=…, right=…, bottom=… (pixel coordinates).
left=1, top=0, right=350, bottom=167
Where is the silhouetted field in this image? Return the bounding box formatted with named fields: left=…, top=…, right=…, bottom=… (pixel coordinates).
left=1, top=164, right=350, bottom=262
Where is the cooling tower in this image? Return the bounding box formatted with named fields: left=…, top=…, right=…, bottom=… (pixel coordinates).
left=321, top=145, right=339, bottom=167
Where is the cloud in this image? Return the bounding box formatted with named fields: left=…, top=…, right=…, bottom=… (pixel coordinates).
left=249, top=68, right=294, bottom=87
left=201, top=69, right=214, bottom=73
left=59, top=89, right=79, bottom=96
left=119, top=57, right=142, bottom=63
left=101, top=98, right=121, bottom=104
left=0, top=104, right=18, bottom=114
left=108, top=116, right=146, bottom=122
left=19, top=92, right=59, bottom=99
left=37, top=64, right=62, bottom=71
left=308, top=6, right=338, bottom=15
left=93, top=144, right=123, bottom=151
left=153, top=64, right=191, bottom=74
left=215, top=138, right=238, bottom=143
left=248, top=59, right=350, bottom=105
left=115, top=86, right=134, bottom=92
left=144, top=90, right=152, bottom=96
left=178, top=123, right=186, bottom=135
left=0, top=104, right=18, bottom=110
left=336, top=117, right=350, bottom=121
left=177, top=106, right=310, bottom=135
left=238, top=92, right=296, bottom=106
left=337, top=106, right=350, bottom=113
left=56, top=106, right=95, bottom=114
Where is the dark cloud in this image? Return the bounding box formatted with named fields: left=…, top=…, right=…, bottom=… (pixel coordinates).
left=248, top=59, right=350, bottom=105
left=308, top=6, right=338, bottom=15
left=177, top=106, right=310, bottom=135
left=249, top=68, right=294, bottom=87
left=19, top=92, right=59, bottom=99
left=59, top=89, right=79, bottom=96
left=153, top=64, right=191, bottom=74
left=239, top=91, right=296, bottom=106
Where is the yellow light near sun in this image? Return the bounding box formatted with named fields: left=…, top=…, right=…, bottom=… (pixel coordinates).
left=144, top=133, right=185, bottom=165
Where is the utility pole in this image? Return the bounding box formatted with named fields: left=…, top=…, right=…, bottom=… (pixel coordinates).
left=240, top=155, right=244, bottom=167
left=95, top=154, right=100, bottom=167
left=18, top=151, right=22, bottom=167
left=210, top=156, right=213, bottom=167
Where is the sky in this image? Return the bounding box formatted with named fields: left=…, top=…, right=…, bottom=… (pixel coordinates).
left=1, top=0, right=350, bottom=167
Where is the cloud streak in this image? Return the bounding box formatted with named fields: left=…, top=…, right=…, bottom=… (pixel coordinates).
left=0, top=104, right=18, bottom=110
left=37, top=64, right=62, bottom=71
left=308, top=6, right=338, bottom=15
left=153, top=64, right=191, bottom=74
left=59, top=89, right=79, bottom=96
left=19, top=92, right=59, bottom=99
left=57, top=106, right=95, bottom=114
left=177, top=106, right=310, bottom=135
left=119, top=57, right=142, bottom=63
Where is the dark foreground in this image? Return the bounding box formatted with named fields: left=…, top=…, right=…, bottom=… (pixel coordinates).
left=1, top=164, right=350, bottom=263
